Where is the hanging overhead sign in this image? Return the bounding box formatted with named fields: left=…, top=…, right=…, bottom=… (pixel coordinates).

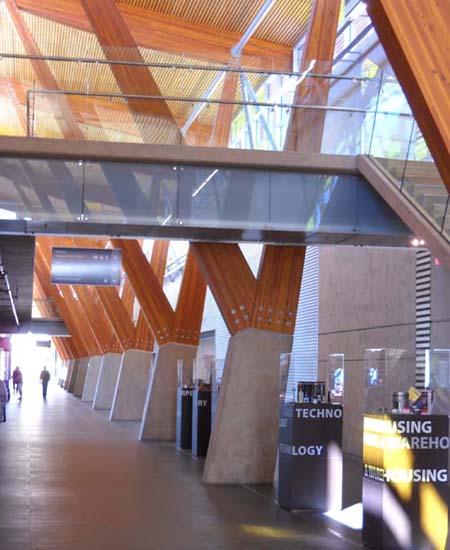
left=51, top=247, right=121, bottom=286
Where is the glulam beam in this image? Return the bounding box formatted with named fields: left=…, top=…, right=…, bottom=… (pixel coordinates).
left=208, top=72, right=239, bottom=147
left=133, top=240, right=169, bottom=350
left=4, top=0, right=84, bottom=140
left=80, top=0, right=181, bottom=142
left=113, top=239, right=174, bottom=345
left=191, top=243, right=257, bottom=335
left=16, top=0, right=292, bottom=72
left=34, top=247, right=88, bottom=357
left=171, top=248, right=207, bottom=346
left=366, top=0, right=450, bottom=193
left=284, top=0, right=340, bottom=152
left=250, top=246, right=305, bottom=334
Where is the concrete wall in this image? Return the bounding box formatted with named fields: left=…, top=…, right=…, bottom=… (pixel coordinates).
left=317, top=247, right=417, bottom=457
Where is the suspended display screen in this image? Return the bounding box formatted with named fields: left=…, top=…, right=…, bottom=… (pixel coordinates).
left=51, top=247, right=121, bottom=286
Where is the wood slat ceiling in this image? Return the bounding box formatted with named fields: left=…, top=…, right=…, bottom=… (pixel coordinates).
left=120, top=0, right=312, bottom=47
left=0, top=0, right=310, bottom=141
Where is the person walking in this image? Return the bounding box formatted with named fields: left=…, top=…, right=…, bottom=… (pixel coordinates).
left=0, top=379, right=7, bottom=422
left=13, top=367, right=23, bottom=400
left=40, top=366, right=51, bottom=399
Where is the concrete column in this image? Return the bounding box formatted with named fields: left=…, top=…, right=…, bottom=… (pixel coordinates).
left=203, top=327, right=292, bottom=485
left=64, top=359, right=74, bottom=390
left=110, top=349, right=152, bottom=421
left=67, top=359, right=80, bottom=393
left=93, top=353, right=122, bottom=410
left=74, top=357, right=90, bottom=398
left=81, top=355, right=103, bottom=402
left=139, top=342, right=197, bottom=441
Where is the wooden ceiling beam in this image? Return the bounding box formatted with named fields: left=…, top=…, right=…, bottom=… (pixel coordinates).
left=366, top=0, right=450, bottom=194
left=80, top=0, right=181, bottom=142
left=16, top=0, right=292, bottom=72
left=191, top=243, right=256, bottom=335
left=250, top=246, right=305, bottom=335
left=284, top=0, right=340, bottom=152
left=4, top=0, right=84, bottom=140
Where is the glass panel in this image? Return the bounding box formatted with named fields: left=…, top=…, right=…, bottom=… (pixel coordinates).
left=84, top=161, right=177, bottom=225
left=328, top=353, right=344, bottom=405
left=444, top=199, right=450, bottom=241
left=427, top=349, right=450, bottom=415
left=0, top=157, right=82, bottom=222
left=368, top=70, right=414, bottom=185
left=402, top=124, right=449, bottom=230
left=269, top=172, right=358, bottom=234
left=364, top=348, right=416, bottom=414
left=193, top=356, right=213, bottom=390
left=179, top=166, right=270, bottom=229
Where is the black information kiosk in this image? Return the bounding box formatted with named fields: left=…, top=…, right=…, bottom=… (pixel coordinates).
left=176, top=385, right=193, bottom=449
left=191, top=357, right=214, bottom=458
left=278, top=403, right=343, bottom=511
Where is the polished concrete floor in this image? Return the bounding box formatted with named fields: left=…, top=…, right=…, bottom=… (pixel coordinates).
left=0, top=383, right=364, bottom=550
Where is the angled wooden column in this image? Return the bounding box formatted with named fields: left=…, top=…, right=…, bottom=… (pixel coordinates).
left=208, top=72, right=239, bottom=147
left=80, top=0, right=181, bottom=143
left=366, top=0, right=450, bottom=193
left=95, top=286, right=135, bottom=351
left=284, top=0, right=341, bottom=152
left=121, top=279, right=135, bottom=320
left=192, top=241, right=306, bottom=484
left=34, top=249, right=87, bottom=359
left=190, top=243, right=257, bottom=334
left=36, top=240, right=99, bottom=357
left=134, top=240, right=169, bottom=350
left=112, top=239, right=174, bottom=345
left=250, top=246, right=306, bottom=334
left=171, top=248, right=207, bottom=345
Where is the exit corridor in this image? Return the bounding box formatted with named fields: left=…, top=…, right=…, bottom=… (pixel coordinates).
left=0, top=384, right=361, bottom=550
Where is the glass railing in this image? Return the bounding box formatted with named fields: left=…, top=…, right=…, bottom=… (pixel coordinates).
left=367, top=71, right=450, bottom=243
left=0, top=51, right=405, bottom=155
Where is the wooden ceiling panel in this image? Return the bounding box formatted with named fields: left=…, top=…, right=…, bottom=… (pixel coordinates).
left=120, top=0, right=311, bottom=47
left=118, top=0, right=265, bottom=35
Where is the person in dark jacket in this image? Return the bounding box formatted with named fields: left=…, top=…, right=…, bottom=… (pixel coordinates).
left=12, top=367, right=23, bottom=400
left=40, top=367, right=51, bottom=399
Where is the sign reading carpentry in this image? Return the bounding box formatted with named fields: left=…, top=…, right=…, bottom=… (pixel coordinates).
left=51, top=247, right=121, bottom=286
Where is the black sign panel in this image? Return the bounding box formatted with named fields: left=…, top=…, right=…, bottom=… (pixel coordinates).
left=278, top=403, right=343, bottom=511
left=51, top=247, right=121, bottom=286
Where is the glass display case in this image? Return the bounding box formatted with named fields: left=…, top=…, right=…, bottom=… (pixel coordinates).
left=327, top=353, right=344, bottom=405
left=362, top=348, right=449, bottom=549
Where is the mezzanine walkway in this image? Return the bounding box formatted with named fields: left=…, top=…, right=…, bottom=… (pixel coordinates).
left=0, top=382, right=363, bottom=550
